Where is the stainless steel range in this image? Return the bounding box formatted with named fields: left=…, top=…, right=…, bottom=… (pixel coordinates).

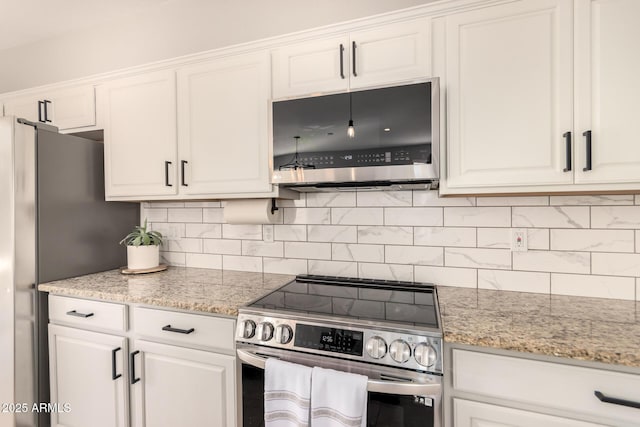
left=236, top=275, right=443, bottom=427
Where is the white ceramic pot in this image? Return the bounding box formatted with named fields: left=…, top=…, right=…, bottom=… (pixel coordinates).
left=126, top=245, right=160, bottom=270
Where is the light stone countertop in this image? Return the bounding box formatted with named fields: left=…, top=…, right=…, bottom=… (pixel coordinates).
left=39, top=268, right=640, bottom=368
left=437, top=286, right=640, bottom=368
left=38, top=267, right=294, bottom=317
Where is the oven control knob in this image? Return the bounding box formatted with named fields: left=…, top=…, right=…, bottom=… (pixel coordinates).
left=241, top=320, right=256, bottom=339
left=389, top=340, right=411, bottom=363
left=414, top=343, right=437, bottom=367
left=275, top=324, right=293, bottom=344
left=365, top=336, right=387, bottom=359
left=257, top=322, right=274, bottom=342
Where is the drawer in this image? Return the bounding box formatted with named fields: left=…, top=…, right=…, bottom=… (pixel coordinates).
left=133, top=306, right=235, bottom=352
left=453, top=349, right=640, bottom=425
left=454, top=399, right=606, bottom=427
left=49, top=295, right=127, bottom=332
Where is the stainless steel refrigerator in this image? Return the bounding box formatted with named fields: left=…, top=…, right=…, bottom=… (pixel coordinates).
left=0, top=116, right=139, bottom=427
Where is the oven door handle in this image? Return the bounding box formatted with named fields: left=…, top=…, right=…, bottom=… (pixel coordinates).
left=237, top=349, right=441, bottom=396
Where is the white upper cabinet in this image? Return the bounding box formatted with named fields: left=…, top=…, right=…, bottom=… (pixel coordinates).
left=101, top=52, right=275, bottom=200
left=348, top=19, right=430, bottom=90
left=439, top=0, right=640, bottom=195
left=2, top=85, right=96, bottom=131
left=437, top=0, right=574, bottom=191
left=99, top=70, right=178, bottom=198
left=177, top=51, right=272, bottom=195
left=272, top=18, right=430, bottom=99
left=272, top=35, right=350, bottom=98
left=573, top=0, right=640, bottom=184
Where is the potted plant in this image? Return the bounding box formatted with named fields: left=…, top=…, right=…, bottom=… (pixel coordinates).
left=119, top=219, right=164, bottom=270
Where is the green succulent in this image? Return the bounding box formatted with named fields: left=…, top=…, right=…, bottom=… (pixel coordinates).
left=119, top=219, right=163, bottom=246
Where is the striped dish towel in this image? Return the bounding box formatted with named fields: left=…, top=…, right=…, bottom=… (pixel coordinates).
left=265, top=358, right=312, bottom=427
left=311, top=367, right=368, bottom=427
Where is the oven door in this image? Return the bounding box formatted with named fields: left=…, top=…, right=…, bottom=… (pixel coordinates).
left=237, top=345, right=442, bottom=427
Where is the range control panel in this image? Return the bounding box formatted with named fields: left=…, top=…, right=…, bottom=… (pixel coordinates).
left=274, top=145, right=431, bottom=170
left=236, top=313, right=443, bottom=374
left=294, top=324, right=364, bottom=356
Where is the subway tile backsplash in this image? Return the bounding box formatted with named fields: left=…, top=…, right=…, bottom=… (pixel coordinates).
left=143, top=190, right=640, bottom=300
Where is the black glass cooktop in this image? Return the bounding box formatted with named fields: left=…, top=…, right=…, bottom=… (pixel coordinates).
left=248, top=275, right=439, bottom=329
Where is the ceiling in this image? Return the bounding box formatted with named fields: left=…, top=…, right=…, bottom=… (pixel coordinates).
left=0, top=0, right=169, bottom=51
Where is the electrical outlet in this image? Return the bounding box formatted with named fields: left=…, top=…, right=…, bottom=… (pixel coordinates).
left=263, top=224, right=274, bottom=243
left=511, top=229, right=528, bottom=252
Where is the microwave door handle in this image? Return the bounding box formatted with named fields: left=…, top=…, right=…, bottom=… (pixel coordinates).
left=236, top=349, right=441, bottom=397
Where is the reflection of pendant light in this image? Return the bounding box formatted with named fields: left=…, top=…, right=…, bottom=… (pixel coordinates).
left=347, top=92, right=355, bottom=139
left=278, top=136, right=316, bottom=170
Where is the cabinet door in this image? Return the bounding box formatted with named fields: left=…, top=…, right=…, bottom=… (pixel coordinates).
left=440, top=0, right=574, bottom=190
left=48, top=325, right=128, bottom=427
left=100, top=70, right=178, bottom=198
left=272, top=35, right=350, bottom=99
left=3, top=94, right=40, bottom=123
left=177, top=51, right=272, bottom=194
left=454, top=399, right=606, bottom=427
left=131, top=340, right=236, bottom=427
left=46, top=85, right=96, bottom=130
left=349, top=18, right=430, bottom=90
left=574, top=0, right=640, bottom=184
left=3, top=85, right=95, bottom=130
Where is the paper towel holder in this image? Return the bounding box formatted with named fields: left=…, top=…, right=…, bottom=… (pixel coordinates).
left=271, top=198, right=278, bottom=215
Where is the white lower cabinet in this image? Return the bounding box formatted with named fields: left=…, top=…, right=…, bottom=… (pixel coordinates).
left=455, top=399, right=606, bottom=427
left=48, top=324, right=128, bottom=427
left=130, top=340, right=236, bottom=427
left=450, top=349, right=640, bottom=427
left=48, top=296, right=237, bottom=427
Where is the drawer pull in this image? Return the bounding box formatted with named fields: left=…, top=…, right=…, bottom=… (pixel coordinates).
left=111, top=347, right=122, bottom=380
left=130, top=351, right=141, bottom=384
left=162, top=324, right=195, bottom=334
left=66, top=310, right=94, bottom=318
left=595, top=390, right=640, bottom=410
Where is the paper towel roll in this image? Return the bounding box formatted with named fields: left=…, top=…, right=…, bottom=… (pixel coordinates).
left=224, top=199, right=281, bottom=224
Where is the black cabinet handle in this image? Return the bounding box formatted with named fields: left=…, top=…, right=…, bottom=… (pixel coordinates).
left=130, top=351, right=141, bottom=384
left=595, top=390, right=640, bottom=410
left=562, top=131, right=572, bottom=172
left=181, top=160, right=188, bottom=186
left=582, top=130, right=592, bottom=172
left=38, top=101, right=44, bottom=123
left=352, top=41, right=357, bottom=77
left=164, top=161, right=172, bottom=187
left=111, top=347, right=122, bottom=380
left=44, top=100, right=52, bottom=122
left=162, top=324, right=195, bottom=334
left=339, top=44, right=345, bottom=79
left=66, top=310, right=94, bottom=318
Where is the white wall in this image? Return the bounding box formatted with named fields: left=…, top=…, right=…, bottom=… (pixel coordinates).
left=0, top=0, right=437, bottom=93
left=143, top=191, right=640, bottom=301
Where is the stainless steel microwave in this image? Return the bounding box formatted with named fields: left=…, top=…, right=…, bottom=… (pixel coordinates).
left=271, top=79, right=439, bottom=191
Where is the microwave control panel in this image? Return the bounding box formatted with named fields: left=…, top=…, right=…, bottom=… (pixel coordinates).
left=274, top=144, right=431, bottom=170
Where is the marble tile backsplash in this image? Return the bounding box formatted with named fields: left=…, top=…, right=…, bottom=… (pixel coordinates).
left=142, top=191, right=640, bottom=301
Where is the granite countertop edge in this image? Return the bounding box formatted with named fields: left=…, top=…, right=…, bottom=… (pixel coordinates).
left=38, top=284, right=242, bottom=316
left=39, top=268, right=640, bottom=369
left=38, top=267, right=296, bottom=318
